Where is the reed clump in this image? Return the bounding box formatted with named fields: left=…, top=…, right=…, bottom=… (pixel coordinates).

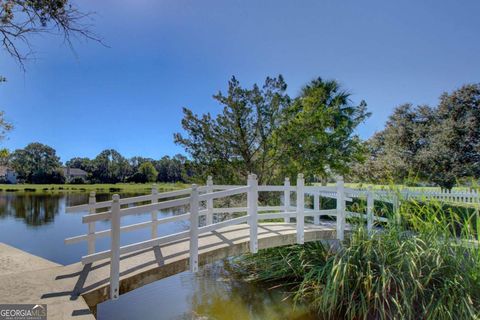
left=234, top=200, right=480, bottom=320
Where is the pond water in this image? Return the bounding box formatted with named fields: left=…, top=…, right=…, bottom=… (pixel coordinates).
left=0, top=192, right=315, bottom=320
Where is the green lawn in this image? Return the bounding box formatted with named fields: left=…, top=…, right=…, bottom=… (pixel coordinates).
left=0, top=182, right=189, bottom=193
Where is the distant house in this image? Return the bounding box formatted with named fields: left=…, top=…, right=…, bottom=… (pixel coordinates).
left=0, top=166, right=17, bottom=184
left=62, top=167, right=88, bottom=182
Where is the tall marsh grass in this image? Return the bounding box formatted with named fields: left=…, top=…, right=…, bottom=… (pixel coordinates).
left=234, top=200, right=480, bottom=319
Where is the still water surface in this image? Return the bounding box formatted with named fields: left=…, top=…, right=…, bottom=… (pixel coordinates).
left=0, top=192, right=314, bottom=320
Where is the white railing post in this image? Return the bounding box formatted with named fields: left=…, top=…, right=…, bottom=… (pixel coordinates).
left=474, top=189, right=480, bottom=221
left=367, top=186, right=374, bottom=234
left=206, top=176, right=214, bottom=225
left=393, top=193, right=400, bottom=225
left=296, top=173, right=305, bottom=244
left=283, top=177, right=290, bottom=223
left=110, top=194, right=121, bottom=300
left=314, top=192, right=320, bottom=225
left=151, top=184, right=158, bottom=239
left=189, top=184, right=199, bottom=272
left=248, top=174, right=258, bottom=253
left=336, top=176, right=345, bottom=241
left=87, top=191, right=96, bottom=255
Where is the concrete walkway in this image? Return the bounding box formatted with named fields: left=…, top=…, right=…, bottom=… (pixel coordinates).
left=0, top=243, right=95, bottom=319
left=0, top=222, right=337, bottom=319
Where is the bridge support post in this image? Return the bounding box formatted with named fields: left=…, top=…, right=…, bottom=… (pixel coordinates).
left=367, top=186, right=374, bottom=234
left=110, top=194, right=121, bottom=300
left=283, top=177, right=290, bottom=223
left=248, top=174, right=258, bottom=253
left=87, top=192, right=96, bottom=255
left=336, top=176, right=345, bottom=241
left=296, top=174, right=304, bottom=244
left=206, top=176, right=214, bottom=225
left=189, top=185, right=199, bottom=272
left=151, top=185, right=158, bottom=239
left=314, top=192, right=320, bottom=225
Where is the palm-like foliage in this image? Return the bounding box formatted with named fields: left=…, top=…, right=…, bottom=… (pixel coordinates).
left=276, top=78, right=370, bottom=182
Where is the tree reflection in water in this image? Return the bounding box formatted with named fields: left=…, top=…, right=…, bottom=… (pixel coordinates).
left=0, top=192, right=152, bottom=227
left=0, top=193, right=65, bottom=226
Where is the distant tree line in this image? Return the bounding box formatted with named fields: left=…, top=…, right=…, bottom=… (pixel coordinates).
left=2, top=144, right=193, bottom=184
left=2, top=75, right=477, bottom=190
left=65, top=150, right=193, bottom=184
left=349, top=84, right=480, bottom=189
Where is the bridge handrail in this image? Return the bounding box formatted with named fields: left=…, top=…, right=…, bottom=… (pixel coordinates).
left=82, top=196, right=192, bottom=223
left=66, top=186, right=209, bottom=213
left=82, top=229, right=191, bottom=264
left=65, top=207, right=341, bottom=246
left=198, top=186, right=250, bottom=201
left=71, top=174, right=455, bottom=301
left=65, top=211, right=199, bottom=245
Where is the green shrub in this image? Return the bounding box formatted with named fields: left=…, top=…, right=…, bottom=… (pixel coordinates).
left=69, top=176, right=86, bottom=184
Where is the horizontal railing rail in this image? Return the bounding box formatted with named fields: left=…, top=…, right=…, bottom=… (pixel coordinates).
left=65, top=211, right=202, bottom=245
left=82, top=197, right=191, bottom=223
left=198, top=186, right=250, bottom=201
left=66, top=186, right=209, bottom=213
left=82, top=229, right=192, bottom=264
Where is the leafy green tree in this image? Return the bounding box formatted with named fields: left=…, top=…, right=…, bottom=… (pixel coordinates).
left=276, top=78, right=370, bottom=183
left=138, top=162, right=158, bottom=183
left=10, top=142, right=62, bottom=183
left=129, top=156, right=155, bottom=173
left=0, top=79, right=13, bottom=142
left=174, top=75, right=290, bottom=184
left=0, top=114, right=12, bottom=149
left=91, top=149, right=131, bottom=183
left=0, top=114, right=11, bottom=143
left=0, top=148, right=9, bottom=166
left=352, top=84, right=480, bottom=189
left=65, top=157, right=93, bottom=172
left=155, top=155, right=187, bottom=183
left=425, top=84, right=480, bottom=189
left=355, top=104, right=435, bottom=184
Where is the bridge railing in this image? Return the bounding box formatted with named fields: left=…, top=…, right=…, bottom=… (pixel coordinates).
left=65, top=174, right=384, bottom=300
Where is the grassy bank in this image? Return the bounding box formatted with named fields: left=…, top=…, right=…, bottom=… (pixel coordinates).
left=234, top=201, right=480, bottom=319
left=0, top=182, right=189, bottom=193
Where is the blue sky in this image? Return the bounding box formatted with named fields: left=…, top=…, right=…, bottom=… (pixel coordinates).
left=0, top=0, right=478, bottom=162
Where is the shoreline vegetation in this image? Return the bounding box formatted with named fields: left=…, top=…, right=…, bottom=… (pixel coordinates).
left=0, top=183, right=188, bottom=193
left=233, top=200, right=480, bottom=319
left=1, top=182, right=476, bottom=192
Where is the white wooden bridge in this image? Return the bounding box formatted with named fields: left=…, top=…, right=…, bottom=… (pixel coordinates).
left=61, top=174, right=389, bottom=307
left=1, top=175, right=475, bottom=319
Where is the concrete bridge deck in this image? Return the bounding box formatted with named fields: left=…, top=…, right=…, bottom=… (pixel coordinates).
left=0, top=222, right=337, bottom=319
